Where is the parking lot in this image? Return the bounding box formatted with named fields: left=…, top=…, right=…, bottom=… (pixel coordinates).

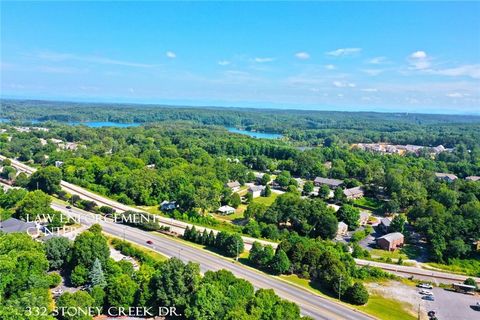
left=427, top=287, right=479, bottom=320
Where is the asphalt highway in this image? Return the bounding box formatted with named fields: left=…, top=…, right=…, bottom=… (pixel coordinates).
left=52, top=202, right=374, bottom=320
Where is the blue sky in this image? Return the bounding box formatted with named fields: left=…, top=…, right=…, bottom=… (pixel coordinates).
left=1, top=2, right=479, bottom=114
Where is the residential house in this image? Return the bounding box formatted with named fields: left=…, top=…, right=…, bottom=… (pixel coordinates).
left=54, top=161, right=64, bottom=168
left=343, top=186, right=364, bottom=200
left=435, top=172, right=458, bottom=182
left=225, top=181, right=241, bottom=192
left=337, top=221, right=348, bottom=237
left=377, top=232, right=404, bottom=251
left=314, top=177, right=344, bottom=188
left=466, top=176, right=480, bottom=182
left=248, top=185, right=265, bottom=198
left=359, top=211, right=370, bottom=226
left=160, top=201, right=177, bottom=211
left=253, top=172, right=265, bottom=182
left=0, top=218, right=39, bottom=237
left=379, top=218, right=391, bottom=233
left=217, top=205, right=236, bottom=215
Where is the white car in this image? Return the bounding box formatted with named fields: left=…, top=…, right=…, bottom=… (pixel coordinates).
left=418, top=283, right=433, bottom=289
left=419, top=289, right=433, bottom=295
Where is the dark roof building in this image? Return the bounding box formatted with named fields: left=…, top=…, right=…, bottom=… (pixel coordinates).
left=313, top=177, right=344, bottom=188
left=435, top=172, right=458, bottom=182
left=343, top=186, right=364, bottom=199
left=377, top=232, right=404, bottom=251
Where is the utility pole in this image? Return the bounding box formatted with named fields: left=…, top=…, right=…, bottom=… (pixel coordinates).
left=236, top=241, right=239, bottom=261
left=338, top=275, right=342, bottom=301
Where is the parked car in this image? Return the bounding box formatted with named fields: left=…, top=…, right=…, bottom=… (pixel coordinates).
left=146, top=240, right=153, bottom=245
left=418, top=283, right=433, bottom=289
left=66, top=205, right=71, bottom=209
left=422, top=295, right=435, bottom=301
left=419, top=289, right=433, bottom=295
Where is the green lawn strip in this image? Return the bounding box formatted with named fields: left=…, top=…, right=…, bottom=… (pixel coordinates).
left=353, top=197, right=383, bottom=210
left=137, top=205, right=242, bottom=234
left=106, top=235, right=168, bottom=262
left=424, top=258, right=480, bottom=277
left=252, top=193, right=278, bottom=206
left=357, top=295, right=417, bottom=320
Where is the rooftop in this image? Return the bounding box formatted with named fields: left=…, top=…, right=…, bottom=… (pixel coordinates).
left=314, top=177, right=344, bottom=186
left=378, top=232, right=404, bottom=242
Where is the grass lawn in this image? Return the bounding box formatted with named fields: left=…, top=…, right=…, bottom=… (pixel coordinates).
left=426, top=257, right=480, bottom=277
left=212, top=204, right=247, bottom=221
left=357, top=295, right=416, bottom=320
left=353, top=197, right=383, bottom=210
left=370, top=245, right=421, bottom=261
left=107, top=236, right=168, bottom=262
left=252, top=192, right=279, bottom=206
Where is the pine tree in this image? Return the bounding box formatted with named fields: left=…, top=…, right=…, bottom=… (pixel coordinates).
left=183, top=226, right=191, bottom=240
left=201, top=229, right=209, bottom=245
left=89, top=258, right=106, bottom=288
left=207, top=230, right=216, bottom=246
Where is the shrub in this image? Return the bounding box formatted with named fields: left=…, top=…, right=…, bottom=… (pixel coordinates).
left=346, top=282, right=369, bottom=305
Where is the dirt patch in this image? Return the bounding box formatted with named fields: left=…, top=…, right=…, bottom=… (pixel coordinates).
left=366, top=281, right=428, bottom=320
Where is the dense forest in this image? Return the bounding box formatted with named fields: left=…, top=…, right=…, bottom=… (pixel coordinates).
left=0, top=224, right=307, bottom=320
left=2, top=99, right=480, bottom=148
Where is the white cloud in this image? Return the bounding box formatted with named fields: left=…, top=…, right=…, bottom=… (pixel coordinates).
left=36, top=65, right=87, bottom=74
left=408, top=51, right=430, bottom=70
left=36, top=51, right=158, bottom=68
left=166, top=51, right=176, bottom=59
left=446, top=92, right=469, bottom=98
left=218, top=60, right=231, bottom=66
left=326, top=48, right=362, bottom=57
left=295, top=52, right=310, bottom=60
left=332, top=81, right=356, bottom=88
left=361, top=88, right=378, bottom=92
left=324, top=64, right=336, bottom=70
left=431, top=65, right=480, bottom=79
left=362, top=69, right=384, bottom=76
left=253, top=57, right=274, bottom=63
left=368, top=56, right=387, bottom=64
left=410, top=51, right=427, bottom=59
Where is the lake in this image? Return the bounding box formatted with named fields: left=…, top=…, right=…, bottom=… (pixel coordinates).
left=226, top=127, right=282, bottom=139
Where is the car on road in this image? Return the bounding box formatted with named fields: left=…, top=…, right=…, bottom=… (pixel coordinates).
left=146, top=240, right=153, bottom=245
left=418, top=283, right=433, bottom=289
left=66, top=205, right=71, bottom=209
left=422, top=295, right=435, bottom=301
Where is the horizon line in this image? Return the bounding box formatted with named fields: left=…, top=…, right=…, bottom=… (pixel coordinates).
left=1, top=96, right=479, bottom=117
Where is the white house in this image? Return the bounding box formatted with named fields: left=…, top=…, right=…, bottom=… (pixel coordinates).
left=160, top=200, right=177, bottom=211
left=225, top=181, right=241, bottom=192
left=248, top=185, right=265, bottom=198
left=217, top=205, right=236, bottom=215
left=337, top=221, right=348, bottom=236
